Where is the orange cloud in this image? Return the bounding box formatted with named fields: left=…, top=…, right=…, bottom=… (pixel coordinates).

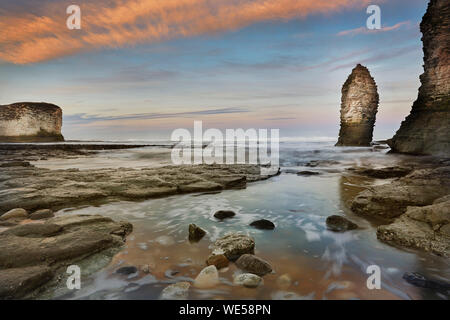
left=0, top=0, right=375, bottom=64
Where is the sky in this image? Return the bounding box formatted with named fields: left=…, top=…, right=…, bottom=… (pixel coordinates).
left=0, top=0, right=430, bottom=141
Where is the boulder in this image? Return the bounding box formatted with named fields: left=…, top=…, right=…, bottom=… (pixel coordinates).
left=188, top=224, right=206, bottom=242
left=212, top=233, right=255, bottom=261
left=388, top=0, right=450, bottom=156
left=0, top=265, right=54, bottom=299
left=160, top=282, right=191, bottom=300
left=214, top=210, right=236, bottom=220
left=0, top=208, right=28, bottom=221
left=206, top=254, right=229, bottom=269
left=235, top=254, right=273, bottom=276
left=30, top=209, right=54, bottom=220
left=116, top=266, right=138, bottom=275
left=336, top=64, right=379, bottom=146
left=403, top=272, right=450, bottom=293
left=326, top=215, right=358, bottom=232
left=249, top=219, right=275, bottom=230
left=194, top=265, right=219, bottom=289
left=233, top=273, right=262, bottom=288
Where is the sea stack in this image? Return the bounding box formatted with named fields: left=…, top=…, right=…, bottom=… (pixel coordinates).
left=0, top=102, right=64, bottom=142
left=336, top=64, right=379, bottom=146
left=388, top=0, right=449, bottom=155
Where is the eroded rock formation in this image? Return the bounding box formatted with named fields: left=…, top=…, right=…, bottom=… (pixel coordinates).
left=0, top=102, right=64, bottom=142
left=336, top=64, right=379, bottom=146
left=389, top=0, right=450, bottom=155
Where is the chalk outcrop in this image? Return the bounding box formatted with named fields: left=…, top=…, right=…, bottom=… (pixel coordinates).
left=336, top=64, right=379, bottom=147
left=0, top=102, right=64, bottom=142
left=389, top=0, right=450, bottom=155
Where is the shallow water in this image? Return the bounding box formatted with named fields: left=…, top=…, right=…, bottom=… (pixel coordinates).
left=42, top=142, right=449, bottom=300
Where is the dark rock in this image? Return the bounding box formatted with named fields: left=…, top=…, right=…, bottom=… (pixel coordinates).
left=297, top=171, right=320, bottom=176
left=188, top=224, right=206, bottom=242
left=349, top=166, right=413, bottom=179
left=389, top=0, right=450, bottom=156
left=116, top=266, right=138, bottom=275
left=336, top=64, right=379, bottom=146
left=214, top=210, right=236, bottom=220
left=235, top=254, right=273, bottom=276
left=326, top=215, right=358, bottom=232
left=30, top=209, right=55, bottom=220
left=403, top=272, right=450, bottom=292
left=206, top=254, right=229, bottom=269
left=249, top=219, right=275, bottom=230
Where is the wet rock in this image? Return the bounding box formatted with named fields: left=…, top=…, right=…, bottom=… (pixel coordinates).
left=206, top=254, right=229, bottom=269
left=403, top=272, right=450, bottom=293
left=116, top=266, right=138, bottom=275
left=233, top=273, right=262, bottom=288
left=194, top=265, right=219, bottom=289
left=349, top=166, right=413, bottom=179
left=212, top=233, right=255, bottom=261
left=352, top=167, right=450, bottom=220
left=30, top=209, right=54, bottom=220
left=188, top=224, right=206, bottom=242
left=305, top=160, right=340, bottom=168
left=377, top=198, right=450, bottom=257
left=297, top=171, right=320, bottom=176
left=388, top=0, right=450, bottom=156
left=249, top=219, right=275, bottom=230
left=336, top=64, right=379, bottom=146
left=1, top=223, right=63, bottom=238
left=0, top=161, right=31, bottom=168
left=160, top=282, right=191, bottom=300
left=0, top=265, right=54, bottom=299
left=141, top=264, right=151, bottom=274
left=214, top=210, right=236, bottom=220
left=235, top=254, right=273, bottom=276
left=326, top=215, right=358, bottom=232
left=0, top=208, right=28, bottom=221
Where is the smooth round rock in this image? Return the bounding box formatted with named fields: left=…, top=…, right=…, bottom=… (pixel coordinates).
left=1, top=208, right=28, bottom=221
left=326, top=215, right=358, bottom=232
left=30, top=209, right=54, bottom=220
left=214, top=210, right=236, bottom=220
left=235, top=254, right=273, bottom=276
left=160, top=282, right=191, bottom=300
left=233, top=273, right=262, bottom=288
left=250, top=219, right=275, bottom=230
left=194, top=265, right=219, bottom=289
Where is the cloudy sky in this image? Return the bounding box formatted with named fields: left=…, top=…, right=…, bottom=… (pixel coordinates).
left=0, top=0, right=429, bottom=141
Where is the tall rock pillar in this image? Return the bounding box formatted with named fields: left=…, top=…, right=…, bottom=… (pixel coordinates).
left=336, top=64, right=379, bottom=146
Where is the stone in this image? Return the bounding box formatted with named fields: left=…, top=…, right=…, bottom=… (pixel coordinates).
left=160, top=282, right=191, bottom=300
left=214, top=210, right=236, bottom=220
left=141, top=264, right=151, bottom=274
left=0, top=265, right=54, bottom=299
left=296, top=171, right=320, bottom=176
left=403, top=272, right=450, bottom=292
left=0, top=102, right=64, bottom=142
left=188, top=224, right=206, bottom=242
left=276, top=274, right=292, bottom=289
left=233, top=273, right=262, bottom=288
left=116, top=266, right=138, bottom=275
left=206, top=254, right=229, bottom=269
left=349, top=166, right=413, bottom=179
left=336, top=64, right=379, bottom=146
left=1, top=223, right=63, bottom=238
left=388, top=0, right=450, bottom=156
left=212, top=233, right=255, bottom=261
left=326, top=215, right=358, bottom=232
left=0, top=208, right=28, bottom=221
left=235, top=254, right=273, bottom=276
left=194, top=265, right=219, bottom=289
left=30, top=209, right=54, bottom=220
left=249, top=219, right=275, bottom=230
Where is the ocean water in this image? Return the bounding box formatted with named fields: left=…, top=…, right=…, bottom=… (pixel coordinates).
left=35, top=141, right=450, bottom=300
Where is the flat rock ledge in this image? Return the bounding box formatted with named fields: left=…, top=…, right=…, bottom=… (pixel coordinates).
left=0, top=164, right=279, bottom=215
left=0, top=214, right=132, bottom=299
left=350, top=166, right=450, bottom=257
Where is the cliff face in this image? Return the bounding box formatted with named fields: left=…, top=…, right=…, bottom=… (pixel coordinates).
left=0, top=103, right=64, bottom=142
left=389, top=0, right=450, bottom=155
left=336, top=64, right=379, bottom=146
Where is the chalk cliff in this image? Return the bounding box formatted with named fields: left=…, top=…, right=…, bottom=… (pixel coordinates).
left=0, top=103, right=64, bottom=142
left=336, top=64, right=379, bottom=147
left=388, top=0, right=450, bottom=155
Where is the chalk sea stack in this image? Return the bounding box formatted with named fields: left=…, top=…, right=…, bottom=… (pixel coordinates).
left=336, top=64, right=379, bottom=147
left=389, top=0, right=449, bottom=156
left=0, top=102, right=64, bottom=142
